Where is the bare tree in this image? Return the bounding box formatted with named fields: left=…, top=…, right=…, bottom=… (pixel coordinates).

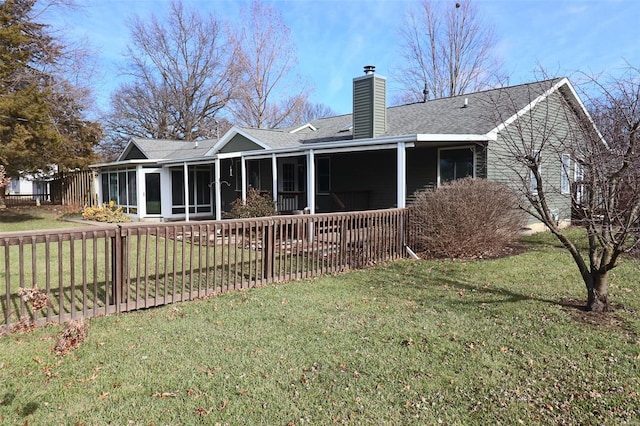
left=486, top=70, right=640, bottom=312
left=230, top=0, right=309, bottom=129
left=105, top=0, right=238, bottom=143
left=395, top=0, right=503, bottom=103
left=280, top=101, right=337, bottom=128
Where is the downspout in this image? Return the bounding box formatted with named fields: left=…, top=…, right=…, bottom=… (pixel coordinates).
left=183, top=162, right=190, bottom=222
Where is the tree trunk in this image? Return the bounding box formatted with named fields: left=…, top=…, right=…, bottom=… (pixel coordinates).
left=586, top=270, right=610, bottom=312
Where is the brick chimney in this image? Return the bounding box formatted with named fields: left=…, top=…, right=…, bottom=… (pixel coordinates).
left=352, top=65, right=387, bottom=139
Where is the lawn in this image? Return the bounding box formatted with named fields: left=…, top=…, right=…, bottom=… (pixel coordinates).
left=1, top=229, right=639, bottom=425
left=0, top=206, right=85, bottom=233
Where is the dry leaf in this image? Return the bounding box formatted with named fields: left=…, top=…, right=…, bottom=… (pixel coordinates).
left=217, top=399, right=228, bottom=411
left=195, top=407, right=213, bottom=416
left=152, top=391, right=178, bottom=398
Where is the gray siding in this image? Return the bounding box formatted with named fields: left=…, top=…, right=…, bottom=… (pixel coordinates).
left=220, top=134, right=264, bottom=153
left=123, top=145, right=146, bottom=160
left=353, top=75, right=387, bottom=139
left=486, top=91, right=577, bottom=224
left=406, top=146, right=438, bottom=201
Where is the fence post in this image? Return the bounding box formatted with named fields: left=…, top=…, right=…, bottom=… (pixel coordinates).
left=262, top=219, right=274, bottom=281
left=111, top=225, right=123, bottom=312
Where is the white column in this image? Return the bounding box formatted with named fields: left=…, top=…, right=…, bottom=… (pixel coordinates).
left=271, top=154, right=278, bottom=209
left=397, top=142, right=406, bottom=209
left=214, top=158, right=222, bottom=220
left=136, top=165, right=144, bottom=218
left=183, top=162, right=190, bottom=221
left=307, top=149, right=316, bottom=214
left=241, top=156, right=247, bottom=203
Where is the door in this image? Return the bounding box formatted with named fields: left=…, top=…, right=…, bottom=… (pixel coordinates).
left=145, top=172, right=161, bottom=215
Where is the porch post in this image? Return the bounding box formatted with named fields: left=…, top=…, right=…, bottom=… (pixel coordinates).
left=397, top=142, right=406, bottom=209
left=307, top=149, right=316, bottom=214
left=183, top=162, right=190, bottom=221
left=271, top=154, right=278, bottom=210
left=214, top=157, right=222, bottom=220
left=241, top=155, right=247, bottom=203
left=136, top=165, right=144, bottom=218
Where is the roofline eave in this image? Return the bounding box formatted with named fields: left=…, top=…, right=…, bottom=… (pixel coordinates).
left=90, top=159, right=159, bottom=168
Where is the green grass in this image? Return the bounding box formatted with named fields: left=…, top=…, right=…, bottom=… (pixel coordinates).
left=1, top=231, right=639, bottom=425
left=0, top=207, right=85, bottom=233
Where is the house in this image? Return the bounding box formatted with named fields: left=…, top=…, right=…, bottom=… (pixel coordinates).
left=5, top=171, right=53, bottom=204
left=91, top=67, right=591, bottom=229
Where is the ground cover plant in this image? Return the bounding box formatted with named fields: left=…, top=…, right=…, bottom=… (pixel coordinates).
left=0, top=230, right=638, bottom=424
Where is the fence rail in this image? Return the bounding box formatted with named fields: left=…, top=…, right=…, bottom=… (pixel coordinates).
left=1, top=209, right=409, bottom=332
left=3, top=194, right=52, bottom=207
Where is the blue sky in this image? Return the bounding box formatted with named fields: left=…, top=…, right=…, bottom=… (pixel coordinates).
left=50, top=0, right=640, bottom=116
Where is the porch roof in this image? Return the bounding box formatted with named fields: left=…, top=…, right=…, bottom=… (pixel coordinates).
left=123, top=138, right=217, bottom=161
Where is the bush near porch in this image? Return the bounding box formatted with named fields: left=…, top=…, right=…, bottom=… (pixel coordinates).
left=409, top=178, right=526, bottom=259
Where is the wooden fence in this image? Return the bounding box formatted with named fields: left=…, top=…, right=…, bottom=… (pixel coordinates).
left=1, top=209, right=410, bottom=332
left=3, top=194, right=52, bottom=207
left=50, top=169, right=97, bottom=207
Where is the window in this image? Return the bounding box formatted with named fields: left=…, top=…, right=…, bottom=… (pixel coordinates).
left=574, top=159, right=585, bottom=203
left=247, top=160, right=261, bottom=189
left=439, top=147, right=475, bottom=185
left=100, top=168, right=137, bottom=213
left=9, top=179, right=19, bottom=193
left=282, top=163, right=295, bottom=192
left=171, top=166, right=212, bottom=214
left=316, top=157, right=331, bottom=194
left=171, top=170, right=184, bottom=213
left=561, top=153, right=570, bottom=194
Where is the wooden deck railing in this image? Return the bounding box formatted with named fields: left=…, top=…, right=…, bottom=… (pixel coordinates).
left=1, top=209, right=409, bottom=332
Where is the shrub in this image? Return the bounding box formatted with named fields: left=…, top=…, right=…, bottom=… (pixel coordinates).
left=409, top=178, right=525, bottom=259
left=229, top=187, right=276, bottom=218
left=82, top=201, right=131, bottom=223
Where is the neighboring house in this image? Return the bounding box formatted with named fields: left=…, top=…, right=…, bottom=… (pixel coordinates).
left=6, top=172, right=52, bottom=203
left=91, top=67, right=591, bottom=228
